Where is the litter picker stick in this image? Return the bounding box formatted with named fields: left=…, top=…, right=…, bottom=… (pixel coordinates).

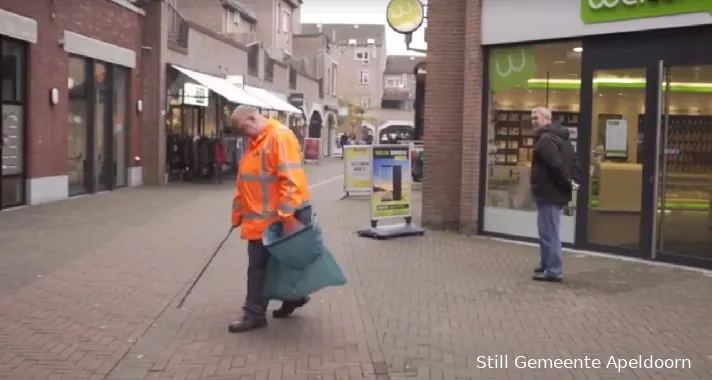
left=177, top=226, right=235, bottom=308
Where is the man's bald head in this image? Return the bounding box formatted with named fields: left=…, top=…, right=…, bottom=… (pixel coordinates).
left=231, top=105, right=267, bottom=137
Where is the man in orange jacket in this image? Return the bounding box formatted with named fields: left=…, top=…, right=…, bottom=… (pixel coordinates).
left=228, top=105, right=311, bottom=333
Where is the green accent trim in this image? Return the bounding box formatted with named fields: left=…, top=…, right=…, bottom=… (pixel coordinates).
left=590, top=199, right=709, bottom=210
left=580, top=0, right=712, bottom=24
left=526, top=81, right=712, bottom=93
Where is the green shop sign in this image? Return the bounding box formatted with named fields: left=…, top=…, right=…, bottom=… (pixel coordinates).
left=581, top=0, right=712, bottom=24
left=488, top=47, right=536, bottom=93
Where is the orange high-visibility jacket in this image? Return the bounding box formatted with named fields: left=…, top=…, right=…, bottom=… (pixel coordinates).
left=231, top=119, right=310, bottom=240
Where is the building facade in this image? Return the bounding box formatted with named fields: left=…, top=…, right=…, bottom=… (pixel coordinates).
left=424, top=0, right=712, bottom=268
left=292, top=31, right=340, bottom=155
left=142, top=0, right=328, bottom=186
left=365, top=55, right=424, bottom=127
left=0, top=0, right=334, bottom=209
left=301, top=23, right=387, bottom=113
left=1, top=0, right=144, bottom=209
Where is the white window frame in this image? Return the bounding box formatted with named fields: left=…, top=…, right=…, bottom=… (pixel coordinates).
left=281, top=10, right=290, bottom=33
left=331, top=63, right=338, bottom=95
left=358, top=70, right=370, bottom=85
left=225, top=9, right=239, bottom=33
left=385, top=76, right=403, bottom=88
left=355, top=49, right=370, bottom=61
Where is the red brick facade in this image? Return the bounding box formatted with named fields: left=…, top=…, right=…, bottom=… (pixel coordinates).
left=3, top=0, right=143, bottom=179
left=421, top=0, right=483, bottom=233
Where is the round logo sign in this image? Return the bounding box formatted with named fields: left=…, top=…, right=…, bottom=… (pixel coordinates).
left=386, top=0, right=424, bottom=34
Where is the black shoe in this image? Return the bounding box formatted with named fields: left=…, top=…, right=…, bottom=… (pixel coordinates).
left=228, top=318, right=267, bottom=333
left=272, top=297, right=310, bottom=319
left=532, top=273, right=563, bottom=282
left=534, top=267, right=544, bottom=274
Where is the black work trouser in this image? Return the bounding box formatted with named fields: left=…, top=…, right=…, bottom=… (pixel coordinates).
left=243, top=240, right=307, bottom=320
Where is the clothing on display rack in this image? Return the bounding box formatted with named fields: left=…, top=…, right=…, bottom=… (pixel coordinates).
left=222, top=136, right=244, bottom=174
left=166, top=133, right=228, bottom=181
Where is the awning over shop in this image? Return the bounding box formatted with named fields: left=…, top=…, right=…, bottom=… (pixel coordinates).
left=171, top=65, right=268, bottom=108
left=243, top=85, right=303, bottom=114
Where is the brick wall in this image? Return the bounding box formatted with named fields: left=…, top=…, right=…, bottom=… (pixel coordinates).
left=3, top=0, right=143, bottom=180
left=421, top=0, right=483, bottom=232
left=140, top=0, right=165, bottom=186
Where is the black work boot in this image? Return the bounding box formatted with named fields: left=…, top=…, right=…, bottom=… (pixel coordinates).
left=272, top=297, right=310, bottom=319
left=228, top=318, right=267, bottom=333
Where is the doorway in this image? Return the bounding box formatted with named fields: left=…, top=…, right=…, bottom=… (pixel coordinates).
left=654, top=64, right=712, bottom=264
left=67, top=55, right=130, bottom=196
left=578, top=26, right=712, bottom=267
left=1, top=37, right=27, bottom=209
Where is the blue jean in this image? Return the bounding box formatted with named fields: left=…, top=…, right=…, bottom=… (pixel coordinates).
left=536, top=202, right=563, bottom=278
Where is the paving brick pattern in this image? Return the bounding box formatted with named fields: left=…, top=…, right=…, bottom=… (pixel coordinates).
left=2, top=159, right=712, bottom=379
left=0, top=161, right=341, bottom=380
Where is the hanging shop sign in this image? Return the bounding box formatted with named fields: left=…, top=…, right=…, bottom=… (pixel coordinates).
left=370, top=145, right=412, bottom=220
left=182, top=82, right=209, bottom=107
left=581, top=0, right=712, bottom=24
left=386, top=0, right=425, bottom=34
left=288, top=93, right=305, bottom=108
left=303, top=137, right=321, bottom=162
left=343, top=145, right=371, bottom=194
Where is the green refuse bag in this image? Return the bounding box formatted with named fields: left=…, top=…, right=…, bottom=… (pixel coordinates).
left=262, top=206, right=347, bottom=300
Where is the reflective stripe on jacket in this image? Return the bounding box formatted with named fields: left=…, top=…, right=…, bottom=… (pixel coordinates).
left=232, top=118, right=310, bottom=240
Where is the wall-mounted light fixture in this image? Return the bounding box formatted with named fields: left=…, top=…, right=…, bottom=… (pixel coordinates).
left=137, top=100, right=143, bottom=113
left=49, top=88, right=59, bottom=105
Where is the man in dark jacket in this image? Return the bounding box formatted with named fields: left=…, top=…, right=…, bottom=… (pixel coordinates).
left=530, top=107, right=580, bottom=282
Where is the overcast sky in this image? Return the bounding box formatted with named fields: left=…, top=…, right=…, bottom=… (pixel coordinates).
left=300, top=0, right=427, bottom=55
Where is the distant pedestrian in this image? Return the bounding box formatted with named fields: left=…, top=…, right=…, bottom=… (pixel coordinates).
left=529, top=107, right=580, bottom=282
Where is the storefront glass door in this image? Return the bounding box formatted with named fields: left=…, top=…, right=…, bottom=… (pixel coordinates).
left=1, top=38, right=27, bottom=209
left=654, top=64, right=712, bottom=263
left=586, top=67, right=648, bottom=251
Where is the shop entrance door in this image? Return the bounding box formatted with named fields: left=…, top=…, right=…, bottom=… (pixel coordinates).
left=579, top=26, right=712, bottom=267
left=581, top=64, right=652, bottom=256
left=652, top=63, right=712, bottom=265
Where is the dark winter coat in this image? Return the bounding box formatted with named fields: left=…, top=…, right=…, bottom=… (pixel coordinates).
left=530, top=121, right=581, bottom=206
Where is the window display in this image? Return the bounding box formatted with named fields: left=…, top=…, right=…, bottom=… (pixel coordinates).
left=1, top=38, right=26, bottom=208
left=113, top=67, right=128, bottom=188
left=483, top=41, right=582, bottom=242
left=68, top=56, right=89, bottom=195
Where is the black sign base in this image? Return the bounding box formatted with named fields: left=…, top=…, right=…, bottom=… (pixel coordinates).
left=357, top=221, right=425, bottom=240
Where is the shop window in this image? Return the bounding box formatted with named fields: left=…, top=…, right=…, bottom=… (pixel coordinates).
left=68, top=56, right=90, bottom=196
left=1, top=39, right=26, bottom=209
left=113, top=67, right=128, bottom=188
left=483, top=41, right=582, bottom=242
left=1, top=41, right=23, bottom=103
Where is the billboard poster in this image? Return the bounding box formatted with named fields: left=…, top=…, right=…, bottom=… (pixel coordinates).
left=303, top=137, right=321, bottom=162
left=343, top=145, right=371, bottom=193
left=370, top=145, right=411, bottom=220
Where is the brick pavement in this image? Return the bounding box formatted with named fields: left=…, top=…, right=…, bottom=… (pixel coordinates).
left=0, top=160, right=342, bottom=380
left=110, top=179, right=711, bottom=379
left=2, top=158, right=712, bottom=379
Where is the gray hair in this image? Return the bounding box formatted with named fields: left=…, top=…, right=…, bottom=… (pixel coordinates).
left=531, top=106, right=552, bottom=122
left=231, top=105, right=261, bottom=119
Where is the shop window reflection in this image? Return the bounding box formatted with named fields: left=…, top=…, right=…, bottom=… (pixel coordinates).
left=1, top=39, right=26, bottom=208
left=1, top=40, right=23, bottom=102
left=113, top=67, right=128, bottom=188
left=94, top=62, right=108, bottom=191
left=483, top=41, right=582, bottom=242
left=68, top=56, right=89, bottom=196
